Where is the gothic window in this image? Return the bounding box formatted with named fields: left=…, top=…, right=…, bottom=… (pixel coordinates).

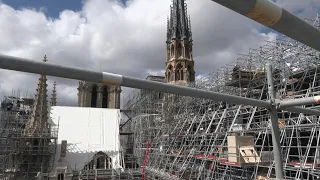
left=177, top=43, right=182, bottom=57
left=185, top=45, right=190, bottom=59
left=170, top=44, right=175, bottom=57
left=97, top=157, right=102, bottom=169
left=187, top=65, right=192, bottom=81
left=102, top=87, right=108, bottom=108
left=176, top=64, right=184, bottom=81
left=168, top=65, right=174, bottom=82
left=58, top=173, right=64, bottom=180
left=167, top=44, right=171, bottom=59
left=189, top=46, right=193, bottom=59
left=91, top=85, right=98, bottom=107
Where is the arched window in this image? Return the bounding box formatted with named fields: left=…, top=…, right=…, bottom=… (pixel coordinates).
left=91, top=85, right=98, bottom=107
left=96, top=156, right=105, bottom=169
left=102, top=87, right=108, bottom=108
left=185, top=45, right=190, bottom=59
left=175, top=64, right=184, bottom=81
left=186, top=65, right=192, bottom=81
left=58, top=173, right=64, bottom=180
left=168, top=66, right=174, bottom=82
left=97, top=159, right=101, bottom=169
left=177, top=43, right=182, bottom=57
left=170, top=44, right=175, bottom=57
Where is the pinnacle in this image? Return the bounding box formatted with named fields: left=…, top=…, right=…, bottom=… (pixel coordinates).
left=25, top=55, right=50, bottom=134
left=51, top=81, right=57, bottom=106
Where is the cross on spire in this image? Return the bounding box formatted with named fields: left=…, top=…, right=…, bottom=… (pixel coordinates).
left=43, top=55, right=48, bottom=62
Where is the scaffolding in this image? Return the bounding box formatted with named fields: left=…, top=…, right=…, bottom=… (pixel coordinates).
left=0, top=55, right=59, bottom=180
left=120, top=110, right=142, bottom=180
left=0, top=94, right=58, bottom=179
left=123, top=14, right=320, bottom=179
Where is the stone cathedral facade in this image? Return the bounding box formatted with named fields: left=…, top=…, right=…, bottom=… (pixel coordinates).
left=77, top=81, right=121, bottom=109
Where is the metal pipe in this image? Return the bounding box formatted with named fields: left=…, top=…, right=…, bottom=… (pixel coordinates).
left=0, top=54, right=271, bottom=108
left=280, top=106, right=320, bottom=116
left=0, top=54, right=103, bottom=83
left=279, top=96, right=320, bottom=108
left=1, top=54, right=320, bottom=116
left=266, top=63, right=284, bottom=179
left=120, top=75, right=270, bottom=107
left=210, top=0, right=320, bottom=51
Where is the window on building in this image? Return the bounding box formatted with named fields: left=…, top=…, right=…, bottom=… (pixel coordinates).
left=58, top=173, right=64, bottom=180
left=177, top=43, right=182, bottom=57
left=102, top=87, right=108, bottom=108
left=91, top=85, right=98, bottom=107
left=187, top=65, right=192, bottom=81
left=176, top=64, right=184, bottom=81
left=97, top=157, right=102, bottom=169
left=185, top=45, right=190, bottom=59
left=158, top=92, right=163, bottom=99
left=168, top=66, right=174, bottom=82
left=170, top=44, right=175, bottom=57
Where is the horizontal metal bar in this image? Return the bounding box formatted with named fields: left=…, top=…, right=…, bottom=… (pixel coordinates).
left=2, top=54, right=320, bottom=116
left=0, top=54, right=271, bottom=108
left=279, top=106, right=320, bottom=116
left=0, top=54, right=103, bottom=83
left=121, top=75, right=271, bottom=108
left=211, top=0, right=320, bottom=51
left=279, top=96, right=320, bottom=108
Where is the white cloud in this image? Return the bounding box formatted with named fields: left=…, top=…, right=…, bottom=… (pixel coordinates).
left=0, top=0, right=318, bottom=106
left=274, top=0, right=320, bottom=17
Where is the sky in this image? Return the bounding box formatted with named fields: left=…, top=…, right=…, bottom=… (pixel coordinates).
left=0, top=0, right=319, bottom=107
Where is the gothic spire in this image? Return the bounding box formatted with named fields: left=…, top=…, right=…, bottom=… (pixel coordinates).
left=165, top=0, right=195, bottom=85
left=50, top=81, right=57, bottom=106
left=167, top=0, right=192, bottom=42
left=25, top=55, right=49, bottom=135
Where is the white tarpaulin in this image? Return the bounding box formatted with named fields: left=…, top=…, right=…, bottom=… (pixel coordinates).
left=50, top=106, right=122, bottom=170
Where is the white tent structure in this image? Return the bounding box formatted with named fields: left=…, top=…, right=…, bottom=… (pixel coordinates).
left=50, top=106, right=122, bottom=171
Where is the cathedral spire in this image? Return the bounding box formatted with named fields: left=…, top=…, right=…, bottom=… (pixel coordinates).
left=167, top=0, right=192, bottom=42
left=165, top=0, right=195, bottom=84
left=25, top=55, right=49, bottom=135
left=50, top=81, right=57, bottom=106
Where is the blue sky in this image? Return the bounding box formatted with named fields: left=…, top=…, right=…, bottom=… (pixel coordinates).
left=2, top=0, right=83, bottom=17
left=2, top=0, right=127, bottom=18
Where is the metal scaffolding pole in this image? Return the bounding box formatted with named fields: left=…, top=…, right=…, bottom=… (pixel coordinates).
left=1, top=54, right=320, bottom=117
left=210, top=0, right=320, bottom=51
left=279, top=96, right=320, bottom=108
left=266, top=63, right=284, bottom=179
left=266, top=64, right=285, bottom=179
left=279, top=106, right=320, bottom=116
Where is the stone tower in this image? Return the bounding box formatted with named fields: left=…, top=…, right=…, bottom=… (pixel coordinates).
left=77, top=81, right=121, bottom=109
left=50, top=81, right=57, bottom=106
left=165, top=0, right=195, bottom=84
